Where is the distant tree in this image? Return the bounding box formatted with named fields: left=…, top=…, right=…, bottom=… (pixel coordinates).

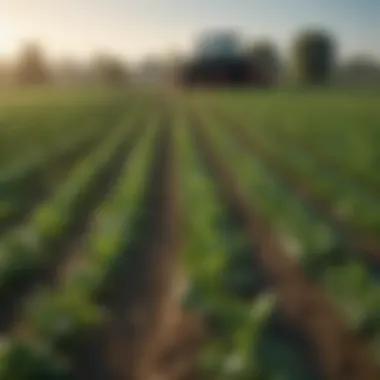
left=53, top=59, right=88, bottom=85
left=15, top=42, right=50, bottom=85
left=246, top=40, right=281, bottom=85
left=337, top=55, right=380, bottom=85
left=92, top=54, right=129, bottom=85
left=162, top=51, right=186, bottom=85
left=0, top=59, right=9, bottom=85
left=293, top=29, right=336, bottom=84
left=135, top=56, right=166, bottom=84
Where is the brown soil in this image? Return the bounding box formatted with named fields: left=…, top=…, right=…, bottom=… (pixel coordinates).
left=73, top=119, right=202, bottom=380
left=190, top=114, right=380, bottom=380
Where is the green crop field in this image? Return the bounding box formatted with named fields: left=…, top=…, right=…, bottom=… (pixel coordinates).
left=0, top=86, right=379, bottom=380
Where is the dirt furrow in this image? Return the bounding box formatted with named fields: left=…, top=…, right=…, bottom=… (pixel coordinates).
left=78, top=119, right=189, bottom=380
left=190, top=114, right=379, bottom=380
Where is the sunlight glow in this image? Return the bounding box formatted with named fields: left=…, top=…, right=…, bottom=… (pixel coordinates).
left=0, top=19, right=15, bottom=55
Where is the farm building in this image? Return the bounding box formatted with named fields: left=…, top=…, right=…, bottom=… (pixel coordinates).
left=181, top=30, right=270, bottom=87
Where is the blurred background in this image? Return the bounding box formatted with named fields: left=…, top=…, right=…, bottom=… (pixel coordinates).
left=0, top=0, right=379, bottom=88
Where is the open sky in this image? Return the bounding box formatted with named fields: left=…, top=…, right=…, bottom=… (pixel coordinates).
left=0, top=0, right=379, bottom=62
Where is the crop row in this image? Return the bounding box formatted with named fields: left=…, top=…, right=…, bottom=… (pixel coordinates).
left=178, top=116, right=280, bottom=379
left=0, top=113, right=159, bottom=379
left=0, top=95, right=379, bottom=380
left=0, top=104, right=133, bottom=234
left=182, top=107, right=380, bottom=379
left=192, top=91, right=380, bottom=198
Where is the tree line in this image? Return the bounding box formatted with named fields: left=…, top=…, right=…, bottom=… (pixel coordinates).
left=0, top=43, right=129, bottom=86
left=181, top=28, right=380, bottom=87
left=0, top=28, right=379, bottom=87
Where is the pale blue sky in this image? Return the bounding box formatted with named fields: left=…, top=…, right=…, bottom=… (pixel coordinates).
left=0, top=0, right=379, bottom=62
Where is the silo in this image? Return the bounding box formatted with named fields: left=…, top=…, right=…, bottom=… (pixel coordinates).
left=195, top=30, right=242, bottom=60
left=182, top=29, right=250, bottom=86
